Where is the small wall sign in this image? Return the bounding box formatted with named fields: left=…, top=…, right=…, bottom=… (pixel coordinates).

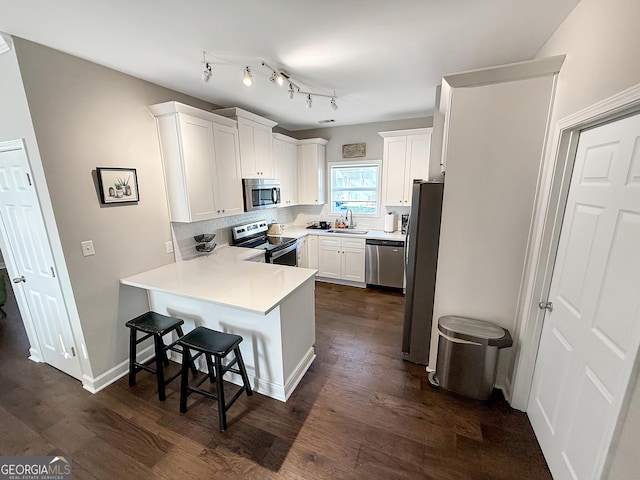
left=342, top=142, right=366, bottom=158
left=96, top=167, right=139, bottom=204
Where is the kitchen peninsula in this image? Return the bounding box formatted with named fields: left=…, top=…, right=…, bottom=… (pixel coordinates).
left=120, top=246, right=317, bottom=401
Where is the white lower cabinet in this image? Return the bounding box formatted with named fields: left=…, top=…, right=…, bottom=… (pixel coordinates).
left=297, top=236, right=307, bottom=267
left=307, top=235, right=318, bottom=272
left=317, top=236, right=365, bottom=283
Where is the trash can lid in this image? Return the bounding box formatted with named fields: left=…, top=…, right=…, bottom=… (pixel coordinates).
left=438, top=316, right=513, bottom=348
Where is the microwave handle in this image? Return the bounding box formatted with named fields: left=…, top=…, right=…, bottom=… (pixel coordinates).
left=272, top=187, right=279, bottom=204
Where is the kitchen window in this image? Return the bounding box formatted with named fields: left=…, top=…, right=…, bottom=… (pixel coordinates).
left=329, top=161, right=381, bottom=216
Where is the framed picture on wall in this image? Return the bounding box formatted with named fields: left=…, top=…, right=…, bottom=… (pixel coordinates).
left=342, top=142, right=366, bottom=158
left=96, top=167, right=139, bottom=204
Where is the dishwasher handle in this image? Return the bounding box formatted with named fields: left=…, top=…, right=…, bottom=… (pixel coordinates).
left=365, top=239, right=404, bottom=247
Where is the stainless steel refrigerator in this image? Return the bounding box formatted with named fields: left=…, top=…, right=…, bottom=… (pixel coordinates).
left=402, top=180, right=444, bottom=364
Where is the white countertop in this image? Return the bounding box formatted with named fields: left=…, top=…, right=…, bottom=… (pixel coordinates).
left=276, top=225, right=406, bottom=242
left=120, top=245, right=317, bottom=315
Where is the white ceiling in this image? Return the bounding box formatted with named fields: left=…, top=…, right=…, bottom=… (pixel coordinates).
left=0, top=0, right=579, bottom=131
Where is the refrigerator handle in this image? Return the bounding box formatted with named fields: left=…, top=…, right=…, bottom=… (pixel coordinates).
left=404, top=218, right=410, bottom=265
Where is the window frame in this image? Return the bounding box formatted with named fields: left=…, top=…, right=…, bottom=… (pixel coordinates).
left=328, top=159, right=382, bottom=218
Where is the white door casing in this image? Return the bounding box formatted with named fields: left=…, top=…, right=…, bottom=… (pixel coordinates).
left=528, top=113, right=640, bottom=480
left=0, top=141, right=82, bottom=379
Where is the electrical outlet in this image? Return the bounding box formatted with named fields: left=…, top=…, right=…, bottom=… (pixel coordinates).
left=165, top=241, right=174, bottom=254
left=81, top=240, right=95, bottom=257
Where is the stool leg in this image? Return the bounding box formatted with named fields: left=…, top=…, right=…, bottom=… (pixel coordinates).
left=234, top=347, right=253, bottom=396
left=205, top=354, right=216, bottom=384
left=176, top=326, right=198, bottom=375
left=214, top=356, right=227, bottom=431
left=128, top=328, right=137, bottom=387
left=179, top=345, right=190, bottom=413
left=154, top=334, right=166, bottom=401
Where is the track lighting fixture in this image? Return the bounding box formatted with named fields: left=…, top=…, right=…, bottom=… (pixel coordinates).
left=201, top=62, right=212, bottom=82
left=243, top=66, right=253, bottom=87
left=197, top=55, right=339, bottom=111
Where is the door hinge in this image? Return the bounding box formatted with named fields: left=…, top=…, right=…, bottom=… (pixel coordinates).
left=71, top=347, right=76, bottom=357
left=50, top=266, right=56, bottom=278
left=26, top=173, right=32, bottom=186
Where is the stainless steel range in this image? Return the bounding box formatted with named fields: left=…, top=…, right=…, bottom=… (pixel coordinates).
left=231, top=220, right=298, bottom=266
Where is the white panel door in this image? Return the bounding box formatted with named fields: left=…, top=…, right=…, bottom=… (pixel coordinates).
left=0, top=142, right=82, bottom=379
left=528, top=113, right=640, bottom=480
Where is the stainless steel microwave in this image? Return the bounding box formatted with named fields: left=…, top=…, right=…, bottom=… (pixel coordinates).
left=243, top=178, right=281, bottom=211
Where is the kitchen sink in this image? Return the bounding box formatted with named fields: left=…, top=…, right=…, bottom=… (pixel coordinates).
left=326, top=229, right=369, bottom=235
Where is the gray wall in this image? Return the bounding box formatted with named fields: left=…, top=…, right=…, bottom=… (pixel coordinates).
left=12, top=38, right=217, bottom=377
left=534, top=0, right=640, bottom=477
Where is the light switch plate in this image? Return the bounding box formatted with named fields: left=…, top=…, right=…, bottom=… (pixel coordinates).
left=81, top=240, right=95, bottom=256
left=165, top=241, right=174, bottom=254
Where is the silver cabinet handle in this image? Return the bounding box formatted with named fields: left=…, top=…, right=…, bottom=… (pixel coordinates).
left=13, top=276, right=26, bottom=284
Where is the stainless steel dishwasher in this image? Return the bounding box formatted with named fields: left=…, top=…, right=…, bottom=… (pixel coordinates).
left=365, top=239, right=405, bottom=288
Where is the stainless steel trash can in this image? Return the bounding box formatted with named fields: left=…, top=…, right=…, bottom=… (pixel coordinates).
left=434, top=316, right=513, bottom=400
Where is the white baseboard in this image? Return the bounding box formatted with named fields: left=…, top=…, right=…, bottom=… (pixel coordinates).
left=284, top=348, right=316, bottom=401
left=315, top=277, right=366, bottom=288
left=82, top=345, right=155, bottom=394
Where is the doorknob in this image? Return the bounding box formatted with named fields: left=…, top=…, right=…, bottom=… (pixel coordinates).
left=12, top=276, right=26, bottom=284
left=538, top=301, right=553, bottom=312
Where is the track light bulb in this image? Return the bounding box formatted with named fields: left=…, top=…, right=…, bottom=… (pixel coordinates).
left=201, top=63, right=212, bottom=82
left=306, top=94, right=312, bottom=109
left=270, top=71, right=284, bottom=86
left=288, top=84, right=295, bottom=99
left=243, top=66, right=253, bottom=87
left=330, top=97, right=338, bottom=111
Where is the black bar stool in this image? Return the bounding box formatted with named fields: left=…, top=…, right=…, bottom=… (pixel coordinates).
left=126, top=311, right=197, bottom=401
left=178, top=326, right=252, bottom=430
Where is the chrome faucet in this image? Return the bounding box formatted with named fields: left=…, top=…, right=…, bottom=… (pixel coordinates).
left=346, top=208, right=355, bottom=229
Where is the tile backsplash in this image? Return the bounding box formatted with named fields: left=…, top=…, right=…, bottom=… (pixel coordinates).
left=171, top=207, right=294, bottom=261
left=172, top=203, right=410, bottom=261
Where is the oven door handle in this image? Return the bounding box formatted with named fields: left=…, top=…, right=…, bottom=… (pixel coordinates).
left=270, top=242, right=297, bottom=260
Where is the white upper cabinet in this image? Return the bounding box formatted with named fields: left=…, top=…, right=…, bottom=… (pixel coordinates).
left=214, top=107, right=277, bottom=179
left=273, top=133, right=298, bottom=206
left=297, top=138, right=328, bottom=205
left=149, top=101, right=243, bottom=222
left=380, top=128, right=432, bottom=206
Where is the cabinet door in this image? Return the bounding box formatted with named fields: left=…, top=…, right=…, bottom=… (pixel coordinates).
left=212, top=122, right=243, bottom=217
left=318, top=246, right=341, bottom=278
left=178, top=114, right=218, bottom=221
left=297, top=237, right=307, bottom=268
left=274, top=139, right=297, bottom=205
left=404, top=134, right=431, bottom=205
left=307, top=235, right=318, bottom=271
left=342, top=247, right=366, bottom=283
left=238, top=121, right=258, bottom=178
left=254, top=124, right=274, bottom=178
left=238, top=119, right=274, bottom=178
left=382, top=136, right=408, bottom=206
left=298, top=144, right=325, bottom=205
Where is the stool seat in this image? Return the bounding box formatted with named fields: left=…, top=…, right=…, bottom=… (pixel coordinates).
left=126, top=311, right=184, bottom=334
left=178, top=326, right=252, bottom=431
left=126, top=311, right=196, bottom=401
left=178, top=326, right=242, bottom=356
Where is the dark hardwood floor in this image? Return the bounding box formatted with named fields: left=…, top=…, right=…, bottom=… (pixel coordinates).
left=0, top=276, right=551, bottom=479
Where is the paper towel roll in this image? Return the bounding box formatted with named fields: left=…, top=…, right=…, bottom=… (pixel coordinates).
left=384, top=212, right=397, bottom=233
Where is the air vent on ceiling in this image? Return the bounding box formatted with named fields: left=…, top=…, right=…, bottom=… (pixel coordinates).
left=318, top=119, right=335, bottom=124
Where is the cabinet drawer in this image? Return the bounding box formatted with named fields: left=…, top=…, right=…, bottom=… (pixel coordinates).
left=342, top=238, right=366, bottom=249
left=319, top=236, right=341, bottom=247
